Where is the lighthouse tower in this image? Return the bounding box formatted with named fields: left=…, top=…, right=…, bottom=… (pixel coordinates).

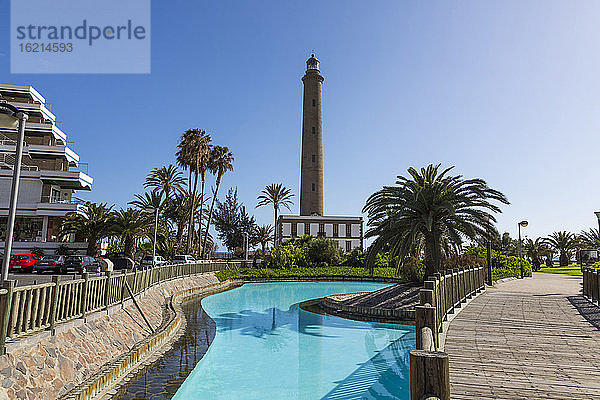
left=300, top=54, right=324, bottom=216
left=276, top=54, right=363, bottom=252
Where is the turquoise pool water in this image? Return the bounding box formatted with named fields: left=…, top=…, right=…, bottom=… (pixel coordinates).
left=173, top=281, right=414, bottom=399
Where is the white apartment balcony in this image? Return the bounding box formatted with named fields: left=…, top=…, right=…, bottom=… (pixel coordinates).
left=0, top=199, right=87, bottom=217
left=0, top=122, right=67, bottom=144
left=0, top=84, right=45, bottom=104
left=9, top=101, right=55, bottom=122
left=0, top=169, right=93, bottom=190
left=0, top=142, right=79, bottom=165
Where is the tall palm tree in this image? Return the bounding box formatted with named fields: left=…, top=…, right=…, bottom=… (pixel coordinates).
left=176, top=129, right=211, bottom=253
left=144, top=164, right=186, bottom=200
left=202, top=146, right=234, bottom=258
left=256, top=183, right=294, bottom=248
left=363, top=164, right=509, bottom=278
left=129, top=190, right=164, bottom=214
left=112, top=208, right=150, bottom=260
left=255, top=224, right=274, bottom=256
left=580, top=228, right=600, bottom=248
left=524, top=237, right=549, bottom=271
left=58, top=202, right=114, bottom=256
left=544, top=231, right=577, bottom=267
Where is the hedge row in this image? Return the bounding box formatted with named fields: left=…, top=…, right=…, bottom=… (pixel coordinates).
left=215, top=266, right=398, bottom=282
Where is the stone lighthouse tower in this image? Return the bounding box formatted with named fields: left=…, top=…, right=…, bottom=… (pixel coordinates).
left=300, top=54, right=324, bottom=216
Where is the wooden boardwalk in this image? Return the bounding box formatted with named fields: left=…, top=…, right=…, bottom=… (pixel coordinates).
left=444, top=273, right=600, bottom=399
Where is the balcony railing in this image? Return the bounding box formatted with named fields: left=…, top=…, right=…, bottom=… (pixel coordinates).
left=40, top=196, right=87, bottom=205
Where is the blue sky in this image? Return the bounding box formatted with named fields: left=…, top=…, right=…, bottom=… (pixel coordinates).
left=1, top=1, right=600, bottom=247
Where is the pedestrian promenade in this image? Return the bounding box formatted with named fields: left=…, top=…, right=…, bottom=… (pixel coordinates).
left=444, top=273, right=600, bottom=399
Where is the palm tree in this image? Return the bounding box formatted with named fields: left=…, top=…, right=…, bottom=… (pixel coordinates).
left=58, top=202, right=114, bottom=256
left=544, top=231, right=577, bottom=267
left=256, top=184, right=294, bottom=248
left=363, top=164, right=509, bottom=278
left=254, top=224, right=274, bottom=257
left=202, top=146, right=234, bottom=258
left=524, top=237, right=549, bottom=271
left=144, top=164, right=186, bottom=200
left=129, top=190, right=164, bottom=214
left=112, top=208, right=150, bottom=260
left=580, top=228, right=600, bottom=248
left=176, top=129, right=212, bottom=253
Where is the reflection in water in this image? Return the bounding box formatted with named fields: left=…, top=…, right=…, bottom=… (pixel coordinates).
left=112, top=282, right=414, bottom=399
left=174, top=282, right=414, bottom=399
left=112, top=298, right=216, bottom=400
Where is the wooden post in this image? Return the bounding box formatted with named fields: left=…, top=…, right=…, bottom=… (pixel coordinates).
left=410, top=350, right=450, bottom=400
left=592, top=271, right=598, bottom=303
left=0, top=280, right=15, bottom=354
left=104, top=271, right=112, bottom=313
left=81, top=272, right=89, bottom=319
left=48, top=276, right=61, bottom=335
left=415, top=303, right=437, bottom=349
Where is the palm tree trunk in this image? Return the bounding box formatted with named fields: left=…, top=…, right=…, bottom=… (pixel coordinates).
left=202, top=175, right=221, bottom=259
left=87, top=237, right=98, bottom=257
left=124, top=236, right=135, bottom=260
left=273, top=207, right=278, bottom=248
left=423, top=230, right=441, bottom=279
left=198, top=170, right=206, bottom=257
left=186, top=169, right=199, bottom=253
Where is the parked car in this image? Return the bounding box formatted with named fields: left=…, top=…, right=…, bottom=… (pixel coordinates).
left=173, top=255, right=196, bottom=264
left=33, top=255, right=65, bottom=274
left=63, top=255, right=100, bottom=274
left=108, top=253, right=135, bottom=270
left=140, top=255, right=168, bottom=268
left=9, top=254, right=41, bottom=273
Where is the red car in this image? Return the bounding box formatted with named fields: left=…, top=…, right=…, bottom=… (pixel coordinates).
left=9, top=254, right=41, bottom=273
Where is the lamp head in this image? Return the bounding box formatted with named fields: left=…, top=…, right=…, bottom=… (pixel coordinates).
left=519, top=220, right=528, bottom=227
left=0, top=102, right=19, bottom=129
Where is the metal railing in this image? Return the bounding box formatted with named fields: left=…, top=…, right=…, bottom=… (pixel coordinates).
left=410, top=265, right=485, bottom=400
left=0, top=261, right=242, bottom=353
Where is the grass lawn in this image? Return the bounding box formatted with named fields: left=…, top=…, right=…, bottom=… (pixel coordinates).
left=538, top=264, right=583, bottom=276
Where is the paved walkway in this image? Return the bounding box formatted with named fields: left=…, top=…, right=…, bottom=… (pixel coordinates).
left=444, top=272, right=600, bottom=399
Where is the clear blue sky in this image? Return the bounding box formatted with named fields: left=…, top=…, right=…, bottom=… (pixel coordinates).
left=1, top=1, right=600, bottom=247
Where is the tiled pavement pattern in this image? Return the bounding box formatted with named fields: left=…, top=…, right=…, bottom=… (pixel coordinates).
left=444, top=273, right=600, bottom=399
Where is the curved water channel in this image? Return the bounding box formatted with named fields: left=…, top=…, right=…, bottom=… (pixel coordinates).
left=113, top=281, right=415, bottom=400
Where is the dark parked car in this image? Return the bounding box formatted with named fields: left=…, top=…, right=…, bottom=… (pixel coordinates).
left=9, top=254, right=41, bottom=273
left=108, top=253, right=135, bottom=270
left=33, top=255, right=65, bottom=274
left=63, top=256, right=100, bottom=274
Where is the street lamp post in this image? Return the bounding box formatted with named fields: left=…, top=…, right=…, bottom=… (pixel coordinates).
left=594, top=211, right=600, bottom=235
left=0, top=101, right=28, bottom=285
left=151, top=207, right=158, bottom=268
left=518, top=220, right=528, bottom=279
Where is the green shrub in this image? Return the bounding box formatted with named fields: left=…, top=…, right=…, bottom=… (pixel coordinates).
left=465, top=246, right=532, bottom=280
left=342, top=248, right=366, bottom=268
left=269, top=243, right=307, bottom=269
left=398, top=256, right=425, bottom=282
left=307, top=238, right=342, bottom=267
left=215, top=266, right=398, bottom=281
left=374, top=253, right=390, bottom=268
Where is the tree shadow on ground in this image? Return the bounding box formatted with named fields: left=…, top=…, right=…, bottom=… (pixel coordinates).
left=568, top=295, right=600, bottom=330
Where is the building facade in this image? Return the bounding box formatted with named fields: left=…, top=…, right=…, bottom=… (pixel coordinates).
left=277, top=55, right=363, bottom=252
left=0, top=84, right=93, bottom=255
left=277, top=215, right=363, bottom=252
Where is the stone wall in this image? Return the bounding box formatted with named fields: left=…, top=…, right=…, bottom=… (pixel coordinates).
left=0, top=273, right=219, bottom=400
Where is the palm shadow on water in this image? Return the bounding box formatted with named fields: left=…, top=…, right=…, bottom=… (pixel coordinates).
left=320, top=331, right=415, bottom=400
left=211, top=303, right=410, bottom=339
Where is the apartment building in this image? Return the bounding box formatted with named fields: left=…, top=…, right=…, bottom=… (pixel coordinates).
left=0, top=84, right=93, bottom=255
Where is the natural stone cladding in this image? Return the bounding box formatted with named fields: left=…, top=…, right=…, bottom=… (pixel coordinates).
left=0, top=272, right=220, bottom=400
